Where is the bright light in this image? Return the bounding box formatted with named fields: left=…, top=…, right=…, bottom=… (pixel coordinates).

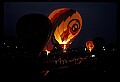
left=63, top=49, right=67, bottom=53
left=16, top=46, right=17, bottom=48
left=89, top=49, right=92, bottom=52
left=63, top=44, right=66, bottom=50
left=46, top=50, right=50, bottom=56
left=102, top=46, right=105, bottom=50
left=4, top=43, right=5, bottom=45
left=62, top=41, right=67, bottom=44
left=91, top=55, right=95, bottom=57
left=46, top=50, right=48, bottom=56
left=103, top=46, right=105, bottom=49
left=85, top=48, right=87, bottom=51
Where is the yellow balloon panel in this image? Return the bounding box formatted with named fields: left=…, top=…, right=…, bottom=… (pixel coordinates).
left=48, top=8, right=82, bottom=49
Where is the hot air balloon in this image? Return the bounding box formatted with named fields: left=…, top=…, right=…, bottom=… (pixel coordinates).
left=16, top=13, right=53, bottom=80
left=16, top=13, right=53, bottom=54
left=86, top=40, right=94, bottom=52
left=48, top=8, right=82, bottom=51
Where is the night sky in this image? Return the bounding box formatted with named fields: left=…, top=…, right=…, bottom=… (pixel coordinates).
left=4, top=2, right=117, bottom=49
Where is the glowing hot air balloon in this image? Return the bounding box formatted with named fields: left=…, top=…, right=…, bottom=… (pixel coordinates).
left=48, top=8, right=82, bottom=50
left=86, top=40, right=94, bottom=52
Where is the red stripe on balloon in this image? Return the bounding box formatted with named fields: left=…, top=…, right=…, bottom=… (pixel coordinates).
left=51, top=8, right=70, bottom=23
left=60, top=28, right=69, bottom=42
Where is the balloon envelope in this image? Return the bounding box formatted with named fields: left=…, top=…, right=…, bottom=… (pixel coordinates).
left=86, top=41, right=94, bottom=52
left=16, top=13, right=53, bottom=53
left=48, top=8, right=82, bottom=50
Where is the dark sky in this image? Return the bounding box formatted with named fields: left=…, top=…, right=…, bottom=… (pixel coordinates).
left=4, top=2, right=117, bottom=49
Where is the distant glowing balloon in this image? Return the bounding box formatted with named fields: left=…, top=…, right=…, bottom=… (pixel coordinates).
left=48, top=8, right=82, bottom=50
left=86, top=41, right=94, bottom=52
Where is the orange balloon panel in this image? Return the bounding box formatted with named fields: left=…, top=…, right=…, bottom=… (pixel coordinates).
left=48, top=8, right=82, bottom=49
left=86, top=41, right=94, bottom=52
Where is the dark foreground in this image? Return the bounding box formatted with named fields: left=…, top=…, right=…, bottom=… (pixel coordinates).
left=1, top=51, right=120, bottom=81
